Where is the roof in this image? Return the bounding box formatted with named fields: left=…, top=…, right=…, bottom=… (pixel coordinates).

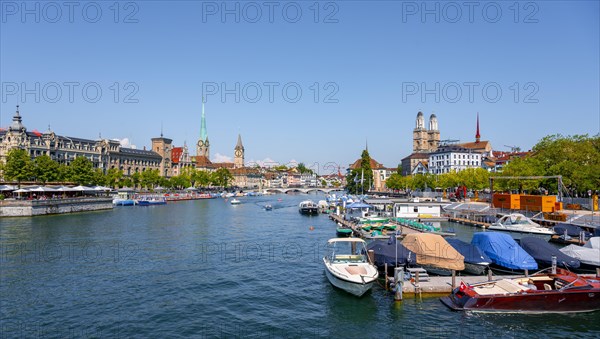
left=349, top=158, right=384, bottom=170
left=401, top=152, right=429, bottom=161
left=119, top=147, right=161, bottom=158
left=457, top=140, right=491, bottom=151
left=195, top=155, right=213, bottom=167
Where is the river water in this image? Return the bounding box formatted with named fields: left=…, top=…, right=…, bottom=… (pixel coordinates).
left=1, top=194, right=599, bottom=338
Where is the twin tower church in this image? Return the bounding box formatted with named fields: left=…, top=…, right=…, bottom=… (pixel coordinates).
left=194, top=102, right=245, bottom=170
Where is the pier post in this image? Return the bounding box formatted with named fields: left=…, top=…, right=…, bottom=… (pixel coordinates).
left=451, top=270, right=456, bottom=289
left=525, top=269, right=529, bottom=277
left=394, top=267, right=403, bottom=301
left=487, top=269, right=492, bottom=281
left=551, top=255, right=557, bottom=274
left=596, top=268, right=600, bottom=278
left=367, top=250, right=375, bottom=266
left=384, top=264, right=388, bottom=290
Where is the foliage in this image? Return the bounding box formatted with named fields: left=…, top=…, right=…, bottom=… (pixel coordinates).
left=4, top=149, right=33, bottom=184
left=105, top=168, right=124, bottom=188
left=32, top=155, right=59, bottom=184
left=211, top=168, right=234, bottom=187
left=193, top=170, right=212, bottom=187
left=345, top=150, right=374, bottom=194
left=140, top=169, right=161, bottom=189
left=69, top=157, right=95, bottom=185
left=297, top=163, right=313, bottom=175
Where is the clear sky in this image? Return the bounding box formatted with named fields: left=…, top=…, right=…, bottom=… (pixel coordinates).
left=1, top=1, right=599, bottom=175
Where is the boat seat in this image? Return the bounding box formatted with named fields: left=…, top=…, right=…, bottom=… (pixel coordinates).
left=544, top=283, right=552, bottom=290
left=345, top=266, right=368, bottom=275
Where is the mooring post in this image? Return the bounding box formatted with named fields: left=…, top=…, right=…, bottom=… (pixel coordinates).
left=525, top=269, right=529, bottom=277
left=451, top=270, right=456, bottom=289
left=487, top=269, right=492, bottom=281
left=596, top=268, right=600, bottom=278
left=384, top=263, right=388, bottom=291
left=394, top=267, right=403, bottom=301
left=551, top=255, right=557, bottom=274
left=367, top=250, right=375, bottom=265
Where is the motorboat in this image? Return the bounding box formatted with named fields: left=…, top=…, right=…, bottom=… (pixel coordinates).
left=519, top=237, right=580, bottom=269
left=299, top=200, right=318, bottom=215
left=446, top=238, right=492, bottom=275
left=137, top=197, right=167, bottom=206
left=323, top=238, right=379, bottom=297
left=336, top=227, right=353, bottom=237
left=264, top=204, right=273, bottom=211
left=401, top=233, right=464, bottom=276
left=113, top=198, right=135, bottom=206
left=552, top=223, right=594, bottom=244
left=230, top=199, right=241, bottom=205
left=488, top=213, right=554, bottom=240
left=365, top=236, right=416, bottom=273
left=471, top=232, right=538, bottom=274
left=560, top=237, right=600, bottom=272
left=441, top=268, right=600, bottom=313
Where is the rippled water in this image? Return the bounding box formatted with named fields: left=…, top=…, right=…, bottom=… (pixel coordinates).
left=1, top=194, right=600, bottom=338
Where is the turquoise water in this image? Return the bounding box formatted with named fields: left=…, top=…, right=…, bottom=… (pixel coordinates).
left=1, top=194, right=599, bottom=338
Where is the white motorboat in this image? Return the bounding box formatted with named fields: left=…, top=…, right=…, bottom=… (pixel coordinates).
left=230, top=198, right=241, bottom=205
left=323, top=238, right=379, bottom=297
left=488, top=213, right=554, bottom=240
left=299, top=200, right=319, bottom=215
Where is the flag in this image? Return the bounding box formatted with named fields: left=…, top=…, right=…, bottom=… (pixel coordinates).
left=459, top=281, right=467, bottom=292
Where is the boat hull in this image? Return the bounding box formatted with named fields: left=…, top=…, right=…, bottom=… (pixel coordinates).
left=486, top=227, right=552, bottom=241
left=324, top=267, right=374, bottom=297
left=299, top=208, right=319, bottom=215
left=463, top=262, right=489, bottom=275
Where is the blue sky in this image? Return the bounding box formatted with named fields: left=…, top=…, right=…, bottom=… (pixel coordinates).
left=1, top=1, right=599, bottom=174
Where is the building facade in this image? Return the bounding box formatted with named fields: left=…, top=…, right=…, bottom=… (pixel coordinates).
left=427, top=145, right=482, bottom=174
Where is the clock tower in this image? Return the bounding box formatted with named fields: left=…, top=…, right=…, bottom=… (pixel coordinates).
left=196, top=100, right=210, bottom=159
left=234, top=134, right=244, bottom=169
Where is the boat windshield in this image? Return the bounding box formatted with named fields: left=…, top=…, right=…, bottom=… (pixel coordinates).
left=328, top=241, right=367, bottom=263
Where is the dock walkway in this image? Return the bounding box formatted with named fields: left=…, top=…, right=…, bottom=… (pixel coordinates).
left=398, top=275, right=512, bottom=295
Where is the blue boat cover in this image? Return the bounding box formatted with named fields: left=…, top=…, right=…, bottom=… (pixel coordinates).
left=366, top=237, right=415, bottom=267
left=471, top=232, right=538, bottom=270
left=447, top=238, right=491, bottom=265
left=553, top=223, right=593, bottom=238
left=520, top=237, right=580, bottom=269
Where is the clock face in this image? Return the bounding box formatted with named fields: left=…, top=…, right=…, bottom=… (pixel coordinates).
left=235, top=150, right=242, bottom=157
left=197, top=140, right=204, bottom=147
left=205, top=140, right=210, bottom=147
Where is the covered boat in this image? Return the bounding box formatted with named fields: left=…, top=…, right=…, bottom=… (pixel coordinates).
left=323, top=238, right=379, bottom=297
left=366, top=236, right=415, bottom=272
left=401, top=233, right=464, bottom=275
left=446, top=238, right=492, bottom=275
left=441, top=268, right=600, bottom=313
left=560, top=237, right=600, bottom=272
left=519, top=237, right=580, bottom=269
left=471, top=232, right=537, bottom=273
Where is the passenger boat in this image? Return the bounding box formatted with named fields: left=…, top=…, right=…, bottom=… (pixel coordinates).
left=472, top=232, right=538, bottom=274
left=519, top=237, right=580, bottom=269
left=137, top=197, right=167, bottom=206
left=299, top=200, right=319, bottom=215
left=441, top=268, right=600, bottom=313
left=488, top=213, right=554, bottom=240
left=560, top=237, right=600, bottom=272
left=230, top=199, right=241, bottom=205
left=446, top=238, right=492, bottom=275
left=323, top=238, right=379, bottom=297
left=401, top=233, right=464, bottom=276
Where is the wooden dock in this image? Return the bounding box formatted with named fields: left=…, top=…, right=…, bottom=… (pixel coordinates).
left=329, top=214, right=420, bottom=238
left=447, top=216, right=490, bottom=228
left=397, top=275, right=514, bottom=295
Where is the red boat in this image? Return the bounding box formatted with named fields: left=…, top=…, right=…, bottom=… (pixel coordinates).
left=441, top=268, right=600, bottom=313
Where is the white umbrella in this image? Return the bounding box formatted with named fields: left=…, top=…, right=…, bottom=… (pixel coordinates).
left=92, top=186, right=111, bottom=191
left=54, top=186, right=78, bottom=192
left=0, top=185, right=16, bottom=191
left=13, top=188, right=29, bottom=193
left=29, top=186, right=58, bottom=192
left=185, top=187, right=199, bottom=191
left=72, top=185, right=94, bottom=191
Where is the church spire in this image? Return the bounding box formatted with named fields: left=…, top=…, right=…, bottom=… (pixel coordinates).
left=200, top=98, right=208, bottom=141
left=475, top=112, right=481, bottom=143
left=235, top=133, right=244, bottom=150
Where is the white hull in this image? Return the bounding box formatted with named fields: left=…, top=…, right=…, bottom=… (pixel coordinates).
left=486, top=227, right=552, bottom=241
left=324, top=265, right=375, bottom=297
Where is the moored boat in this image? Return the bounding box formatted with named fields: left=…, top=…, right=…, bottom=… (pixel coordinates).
left=560, top=237, right=600, bottom=272
left=471, top=232, right=538, bottom=274
left=519, top=236, right=580, bottom=269
left=366, top=236, right=416, bottom=274
left=441, top=268, right=600, bottom=313
left=488, top=213, right=554, bottom=240
left=401, top=233, right=464, bottom=276
left=323, top=238, right=379, bottom=297
left=446, top=238, right=491, bottom=275
left=299, top=200, right=318, bottom=215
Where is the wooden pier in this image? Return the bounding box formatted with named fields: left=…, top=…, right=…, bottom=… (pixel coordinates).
left=329, top=214, right=420, bottom=238
left=398, top=275, right=512, bottom=295
left=447, top=216, right=490, bottom=228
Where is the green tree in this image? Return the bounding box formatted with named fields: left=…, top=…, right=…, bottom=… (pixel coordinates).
left=70, top=157, right=94, bottom=185
left=193, top=170, right=212, bottom=188
left=211, top=168, right=234, bottom=188
left=4, top=149, right=33, bottom=186
left=105, top=168, right=123, bottom=188
left=140, top=169, right=160, bottom=189
left=131, top=172, right=141, bottom=189
left=297, top=163, right=313, bottom=175
left=169, top=175, right=190, bottom=189
left=92, top=169, right=107, bottom=186
left=345, top=150, right=374, bottom=194
left=32, top=155, right=60, bottom=184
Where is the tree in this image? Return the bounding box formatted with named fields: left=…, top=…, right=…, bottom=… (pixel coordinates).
left=192, top=170, right=211, bottom=188
left=4, top=149, right=33, bottom=186
left=70, top=157, right=95, bottom=185
left=33, top=155, right=60, bottom=184
left=140, top=169, right=160, bottom=189
left=169, top=175, right=190, bottom=190
left=131, top=172, right=141, bottom=189
left=105, top=168, right=123, bottom=188
left=297, top=163, right=313, bottom=175
left=345, top=149, right=374, bottom=194
left=211, top=168, right=234, bottom=188
left=92, top=169, right=107, bottom=186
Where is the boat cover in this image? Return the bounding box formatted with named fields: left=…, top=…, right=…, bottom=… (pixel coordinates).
left=553, top=223, right=591, bottom=237
left=446, top=238, right=491, bottom=265
left=520, top=237, right=580, bottom=269
left=366, top=236, right=415, bottom=267
left=401, top=233, right=465, bottom=271
left=584, top=237, right=600, bottom=249
left=560, top=243, right=600, bottom=267
left=471, top=232, right=538, bottom=270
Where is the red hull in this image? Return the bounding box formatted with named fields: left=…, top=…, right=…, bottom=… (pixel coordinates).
left=442, top=269, right=600, bottom=313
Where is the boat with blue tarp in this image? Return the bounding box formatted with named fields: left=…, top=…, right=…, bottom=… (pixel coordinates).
left=471, top=232, right=538, bottom=274
left=446, top=238, right=492, bottom=275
